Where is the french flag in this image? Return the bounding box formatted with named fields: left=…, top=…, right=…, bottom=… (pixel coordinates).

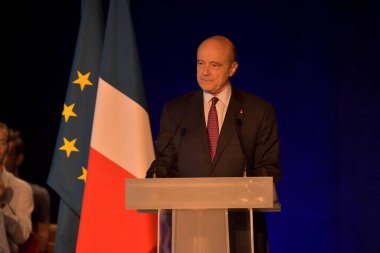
left=76, top=0, right=157, bottom=252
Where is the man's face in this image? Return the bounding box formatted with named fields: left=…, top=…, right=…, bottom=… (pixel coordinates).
left=0, top=128, right=8, bottom=165
left=196, top=39, right=238, bottom=95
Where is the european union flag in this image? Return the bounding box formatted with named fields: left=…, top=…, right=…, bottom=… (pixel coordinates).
left=47, top=0, right=104, bottom=251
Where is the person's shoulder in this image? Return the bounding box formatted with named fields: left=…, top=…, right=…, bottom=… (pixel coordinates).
left=7, top=173, right=33, bottom=193
left=30, top=183, right=50, bottom=200
left=233, top=87, right=274, bottom=109
left=30, top=183, right=47, bottom=193
left=165, top=89, right=201, bottom=107
left=14, top=177, right=32, bottom=190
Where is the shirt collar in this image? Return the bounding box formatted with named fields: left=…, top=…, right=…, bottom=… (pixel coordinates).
left=203, top=83, right=232, bottom=106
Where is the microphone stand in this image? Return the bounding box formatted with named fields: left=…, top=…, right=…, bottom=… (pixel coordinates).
left=235, top=108, right=255, bottom=253
left=234, top=110, right=250, bottom=177
left=152, top=124, right=180, bottom=178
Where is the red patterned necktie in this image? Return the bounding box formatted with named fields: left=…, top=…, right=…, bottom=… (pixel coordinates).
left=207, top=97, right=219, bottom=161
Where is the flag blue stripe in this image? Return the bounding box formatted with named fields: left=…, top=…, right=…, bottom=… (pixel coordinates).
left=100, top=0, right=148, bottom=111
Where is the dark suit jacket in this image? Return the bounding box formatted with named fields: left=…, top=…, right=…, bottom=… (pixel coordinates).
left=147, top=86, right=281, bottom=252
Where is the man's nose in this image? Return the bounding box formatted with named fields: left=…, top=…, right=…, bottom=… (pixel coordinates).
left=201, top=64, right=211, bottom=75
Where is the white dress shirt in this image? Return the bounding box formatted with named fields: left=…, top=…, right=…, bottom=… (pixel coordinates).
left=203, top=84, right=232, bottom=132
left=1, top=167, right=33, bottom=252
left=0, top=208, right=10, bottom=253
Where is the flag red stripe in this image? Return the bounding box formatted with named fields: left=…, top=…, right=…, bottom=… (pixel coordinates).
left=77, top=148, right=157, bottom=253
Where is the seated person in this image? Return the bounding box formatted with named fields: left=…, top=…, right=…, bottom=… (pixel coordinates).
left=3, top=128, right=51, bottom=253
left=0, top=122, right=34, bottom=252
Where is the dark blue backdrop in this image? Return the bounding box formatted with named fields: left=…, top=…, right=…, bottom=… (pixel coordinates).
left=2, top=0, right=379, bottom=252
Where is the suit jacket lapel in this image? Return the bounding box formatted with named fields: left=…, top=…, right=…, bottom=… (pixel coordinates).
left=187, top=90, right=210, bottom=162
left=211, top=88, right=245, bottom=170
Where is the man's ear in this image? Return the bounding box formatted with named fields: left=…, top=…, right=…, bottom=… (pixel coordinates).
left=229, top=62, right=238, bottom=77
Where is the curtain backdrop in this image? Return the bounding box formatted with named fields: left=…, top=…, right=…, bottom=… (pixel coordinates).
left=2, top=0, right=379, bottom=252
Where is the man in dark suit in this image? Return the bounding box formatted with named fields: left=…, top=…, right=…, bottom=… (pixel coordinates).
left=146, top=35, right=281, bottom=253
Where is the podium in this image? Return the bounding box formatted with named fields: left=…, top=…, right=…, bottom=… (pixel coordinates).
left=126, top=177, right=280, bottom=253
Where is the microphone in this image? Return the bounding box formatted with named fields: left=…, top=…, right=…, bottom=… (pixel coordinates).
left=148, top=124, right=181, bottom=178
left=234, top=106, right=250, bottom=177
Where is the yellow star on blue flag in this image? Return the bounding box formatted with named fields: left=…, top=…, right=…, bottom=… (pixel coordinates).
left=77, top=167, right=87, bottom=182
left=62, top=103, right=78, bottom=123
left=59, top=137, right=79, bottom=157
left=73, top=71, right=93, bottom=91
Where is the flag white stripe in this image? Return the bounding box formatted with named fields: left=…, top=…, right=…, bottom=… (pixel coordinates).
left=91, top=78, right=154, bottom=178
